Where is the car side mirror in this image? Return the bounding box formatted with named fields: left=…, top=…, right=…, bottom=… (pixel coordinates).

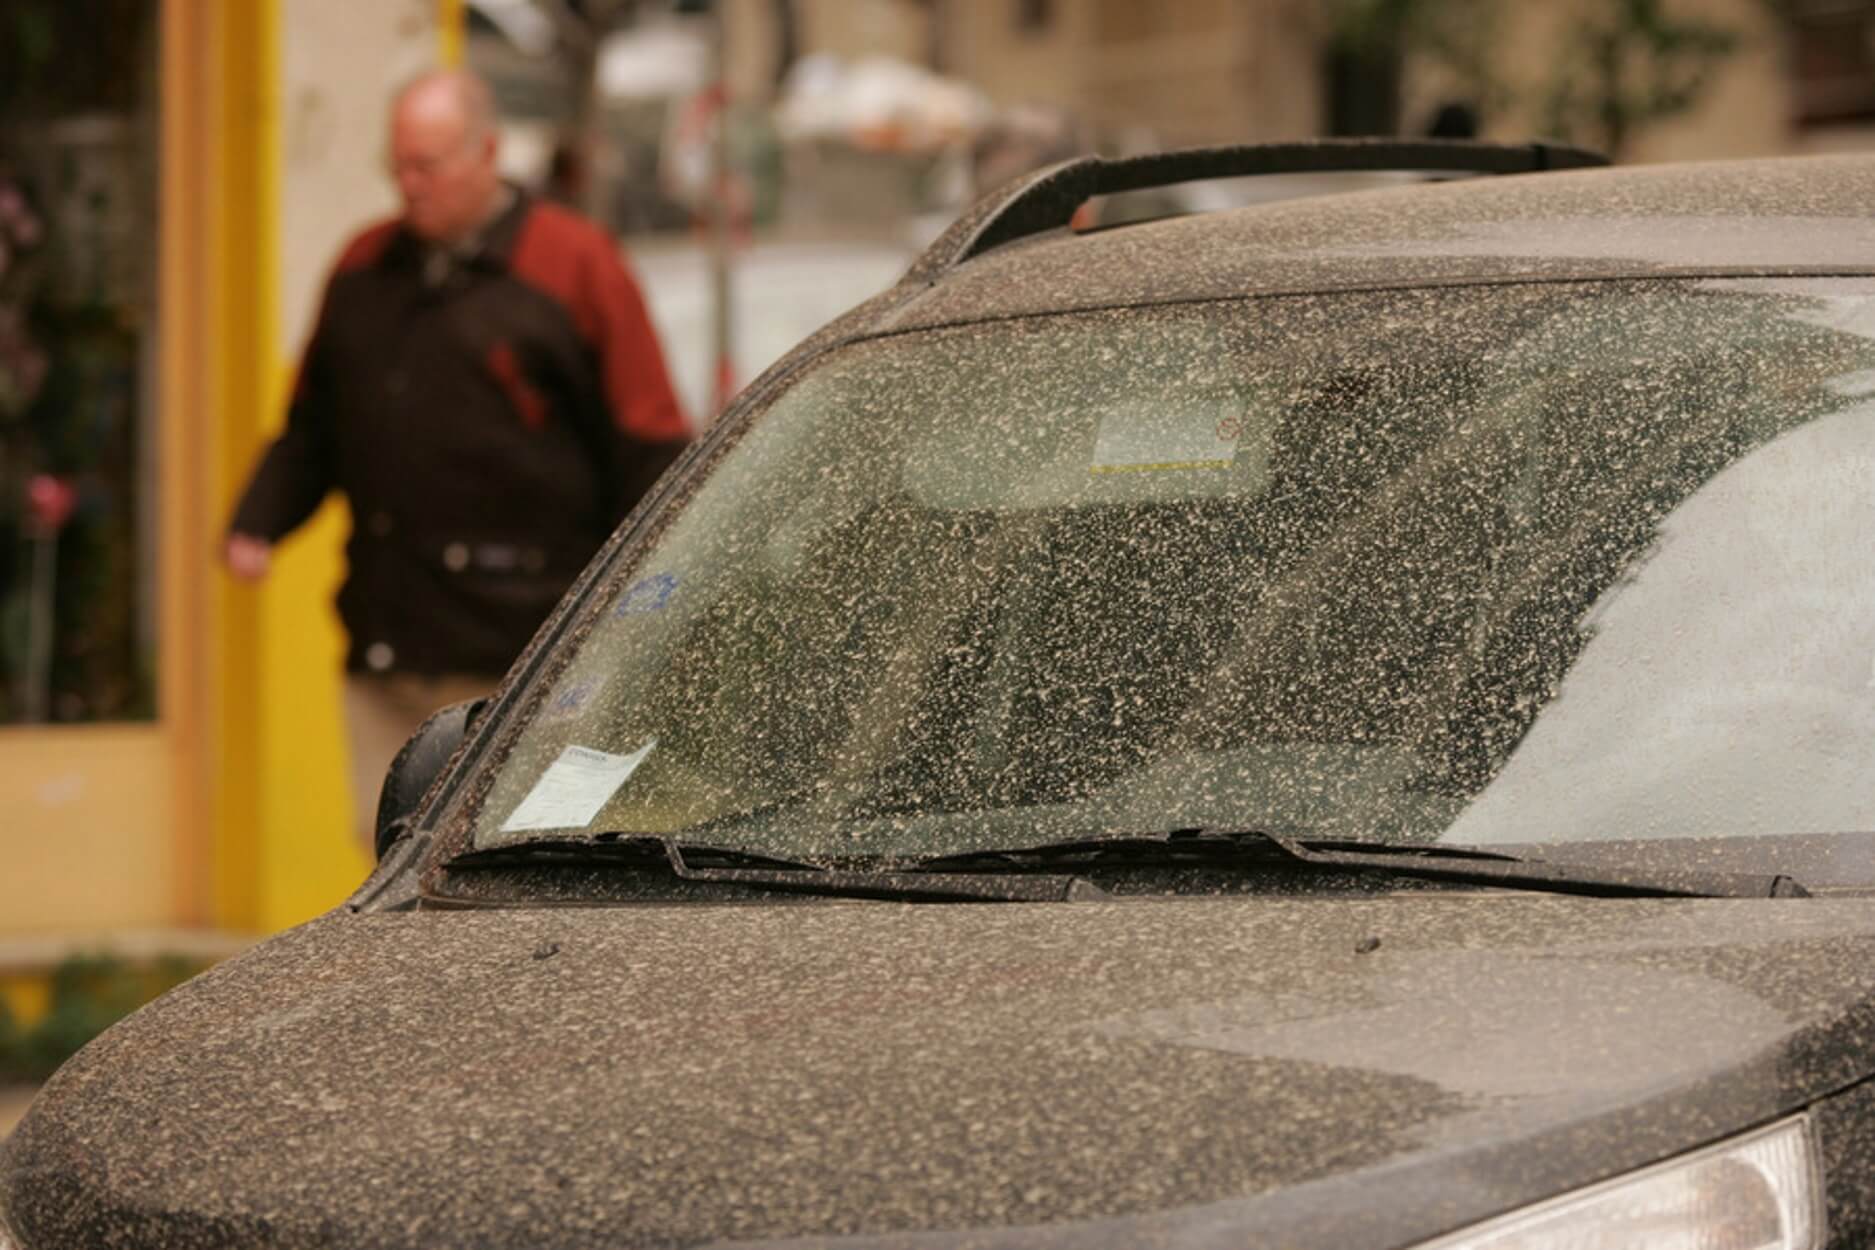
left=374, top=698, right=487, bottom=859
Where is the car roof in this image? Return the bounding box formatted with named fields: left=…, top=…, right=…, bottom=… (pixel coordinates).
left=874, top=152, right=1875, bottom=333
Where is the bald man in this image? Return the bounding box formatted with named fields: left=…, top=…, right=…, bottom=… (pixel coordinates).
left=225, top=69, right=690, bottom=850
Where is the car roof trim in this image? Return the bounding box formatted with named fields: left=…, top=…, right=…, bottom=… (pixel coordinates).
left=903, top=139, right=1609, bottom=284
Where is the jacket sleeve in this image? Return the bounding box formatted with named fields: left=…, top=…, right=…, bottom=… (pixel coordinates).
left=576, top=238, right=692, bottom=521
left=579, top=240, right=690, bottom=444
left=227, top=307, right=338, bottom=542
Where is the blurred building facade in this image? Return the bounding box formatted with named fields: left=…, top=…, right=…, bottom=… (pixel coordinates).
left=948, top=0, right=1875, bottom=160
left=477, top=0, right=1875, bottom=244
left=0, top=0, right=462, bottom=1022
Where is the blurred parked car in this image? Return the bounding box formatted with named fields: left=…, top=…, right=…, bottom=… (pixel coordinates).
left=12, top=140, right=1875, bottom=1249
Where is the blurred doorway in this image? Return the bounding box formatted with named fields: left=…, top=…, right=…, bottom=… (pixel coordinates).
left=0, top=1, right=160, bottom=729
left=0, top=0, right=226, bottom=939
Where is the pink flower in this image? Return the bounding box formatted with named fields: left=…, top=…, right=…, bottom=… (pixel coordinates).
left=26, top=474, right=77, bottom=534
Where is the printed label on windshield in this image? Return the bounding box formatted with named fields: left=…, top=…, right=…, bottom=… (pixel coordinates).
left=1090, top=401, right=1241, bottom=473
left=499, top=741, right=656, bottom=832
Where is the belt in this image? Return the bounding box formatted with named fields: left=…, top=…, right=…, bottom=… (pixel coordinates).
left=438, top=541, right=552, bottom=575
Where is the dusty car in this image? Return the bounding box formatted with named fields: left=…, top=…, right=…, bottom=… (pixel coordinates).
left=10, top=139, right=1875, bottom=1249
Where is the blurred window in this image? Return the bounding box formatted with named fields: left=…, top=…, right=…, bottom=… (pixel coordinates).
left=0, top=0, right=160, bottom=723
left=1325, top=39, right=1402, bottom=136
left=1093, top=0, right=1233, bottom=42
left=1786, top=1, right=1875, bottom=124
left=1014, top=0, right=1055, bottom=35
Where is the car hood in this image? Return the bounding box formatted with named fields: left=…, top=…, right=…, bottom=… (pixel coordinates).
left=8, top=894, right=1875, bottom=1249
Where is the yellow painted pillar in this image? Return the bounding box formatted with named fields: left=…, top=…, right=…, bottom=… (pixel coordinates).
left=214, top=0, right=281, bottom=933
left=213, top=0, right=364, bottom=934
left=220, top=0, right=471, bottom=934
left=439, top=0, right=466, bottom=67
left=162, top=0, right=220, bottom=932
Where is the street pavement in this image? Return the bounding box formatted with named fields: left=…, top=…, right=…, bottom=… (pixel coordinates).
left=633, top=235, right=914, bottom=426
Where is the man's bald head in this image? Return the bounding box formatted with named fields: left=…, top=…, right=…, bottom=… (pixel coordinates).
left=388, top=69, right=503, bottom=242
left=394, top=70, right=497, bottom=143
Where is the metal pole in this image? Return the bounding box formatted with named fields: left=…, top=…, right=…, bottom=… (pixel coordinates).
left=707, top=0, right=735, bottom=419
left=25, top=528, right=56, bottom=722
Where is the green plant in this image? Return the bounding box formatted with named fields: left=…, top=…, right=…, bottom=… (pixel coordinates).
left=0, top=953, right=205, bottom=1083
left=1313, top=0, right=1516, bottom=126
left=1540, top=0, right=1740, bottom=158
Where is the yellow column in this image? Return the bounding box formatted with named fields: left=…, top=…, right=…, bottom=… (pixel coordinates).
left=439, top=0, right=466, bottom=67
left=162, top=0, right=217, bottom=929
left=232, top=0, right=472, bottom=934
left=214, top=0, right=282, bottom=932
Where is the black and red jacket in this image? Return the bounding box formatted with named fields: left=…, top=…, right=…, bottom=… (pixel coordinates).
left=229, top=190, right=690, bottom=676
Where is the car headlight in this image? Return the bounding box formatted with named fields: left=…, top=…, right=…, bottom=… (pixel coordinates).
left=1413, top=1116, right=1822, bottom=1250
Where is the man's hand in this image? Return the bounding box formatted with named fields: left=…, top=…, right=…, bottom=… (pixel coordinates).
left=225, top=533, right=274, bottom=582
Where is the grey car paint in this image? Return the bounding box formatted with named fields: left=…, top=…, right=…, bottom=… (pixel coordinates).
left=884, top=155, right=1875, bottom=334
left=8, top=896, right=1875, bottom=1249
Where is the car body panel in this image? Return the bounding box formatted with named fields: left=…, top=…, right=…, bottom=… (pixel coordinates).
left=879, top=156, right=1875, bottom=333
left=9, top=896, right=1875, bottom=1248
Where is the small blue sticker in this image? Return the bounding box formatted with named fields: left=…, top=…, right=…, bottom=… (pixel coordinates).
left=546, top=678, right=601, bottom=718
left=614, top=572, right=678, bottom=616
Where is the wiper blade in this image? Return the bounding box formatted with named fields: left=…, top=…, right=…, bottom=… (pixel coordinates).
left=910, top=829, right=1810, bottom=899
left=1277, top=836, right=1810, bottom=899
left=911, top=830, right=1517, bottom=871
left=453, top=835, right=833, bottom=873
left=448, top=834, right=1106, bottom=903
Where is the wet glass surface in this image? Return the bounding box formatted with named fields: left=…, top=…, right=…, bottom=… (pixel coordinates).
left=464, top=278, right=1875, bottom=858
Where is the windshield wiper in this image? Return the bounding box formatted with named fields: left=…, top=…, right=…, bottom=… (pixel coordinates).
left=454, top=835, right=834, bottom=873
left=446, top=834, right=1107, bottom=903
left=909, top=829, right=1810, bottom=899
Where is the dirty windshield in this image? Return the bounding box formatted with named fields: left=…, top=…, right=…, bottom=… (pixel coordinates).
left=465, top=279, right=1875, bottom=860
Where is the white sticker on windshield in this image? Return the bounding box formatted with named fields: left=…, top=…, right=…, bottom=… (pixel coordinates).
left=499, top=741, right=656, bottom=832
left=1090, top=400, right=1241, bottom=473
